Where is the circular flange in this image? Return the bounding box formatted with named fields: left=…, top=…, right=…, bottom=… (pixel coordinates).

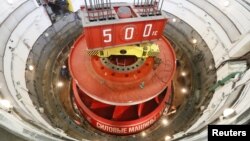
left=100, top=57, right=146, bottom=73
left=68, top=34, right=176, bottom=105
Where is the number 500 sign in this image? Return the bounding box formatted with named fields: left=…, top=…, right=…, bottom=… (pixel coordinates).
left=103, top=24, right=159, bottom=43
left=84, top=19, right=166, bottom=49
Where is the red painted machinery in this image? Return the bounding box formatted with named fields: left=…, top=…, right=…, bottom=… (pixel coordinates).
left=69, top=0, right=176, bottom=135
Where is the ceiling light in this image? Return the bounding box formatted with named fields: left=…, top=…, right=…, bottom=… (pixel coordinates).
left=62, top=65, right=67, bottom=69
left=28, top=65, right=34, bottom=71
left=223, top=0, right=230, bottom=7
left=172, top=18, right=176, bottom=22
left=7, top=0, right=13, bottom=4
left=141, top=131, right=146, bottom=137
left=44, top=33, right=49, bottom=37
left=57, top=81, right=64, bottom=87
left=165, top=135, right=171, bottom=141
left=223, top=108, right=235, bottom=118
left=162, top=118, right=169, bottom=126
left=192, top=38, right=197, bottom=44
left=0, top=99, right=13, bottom=110
left=181, top=88, right=188, bottom=94
left=209, top=65, right=213, bottom=70
left=181, top=71, right=187, bottom=77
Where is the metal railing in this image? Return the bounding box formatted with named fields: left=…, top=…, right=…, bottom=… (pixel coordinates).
left=83, top=0, right=114, bottom=21
left=134, top=0, right=164, bottom=16
left=83, top=0, right=165, bottom=21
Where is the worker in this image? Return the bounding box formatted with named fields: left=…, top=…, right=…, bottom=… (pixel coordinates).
left=48, top=0, right=68, bottom=15
left=60, top=65, right=70, bottom=80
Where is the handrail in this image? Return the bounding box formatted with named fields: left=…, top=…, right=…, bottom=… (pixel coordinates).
left=209, top=72, right=242, bottom=92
